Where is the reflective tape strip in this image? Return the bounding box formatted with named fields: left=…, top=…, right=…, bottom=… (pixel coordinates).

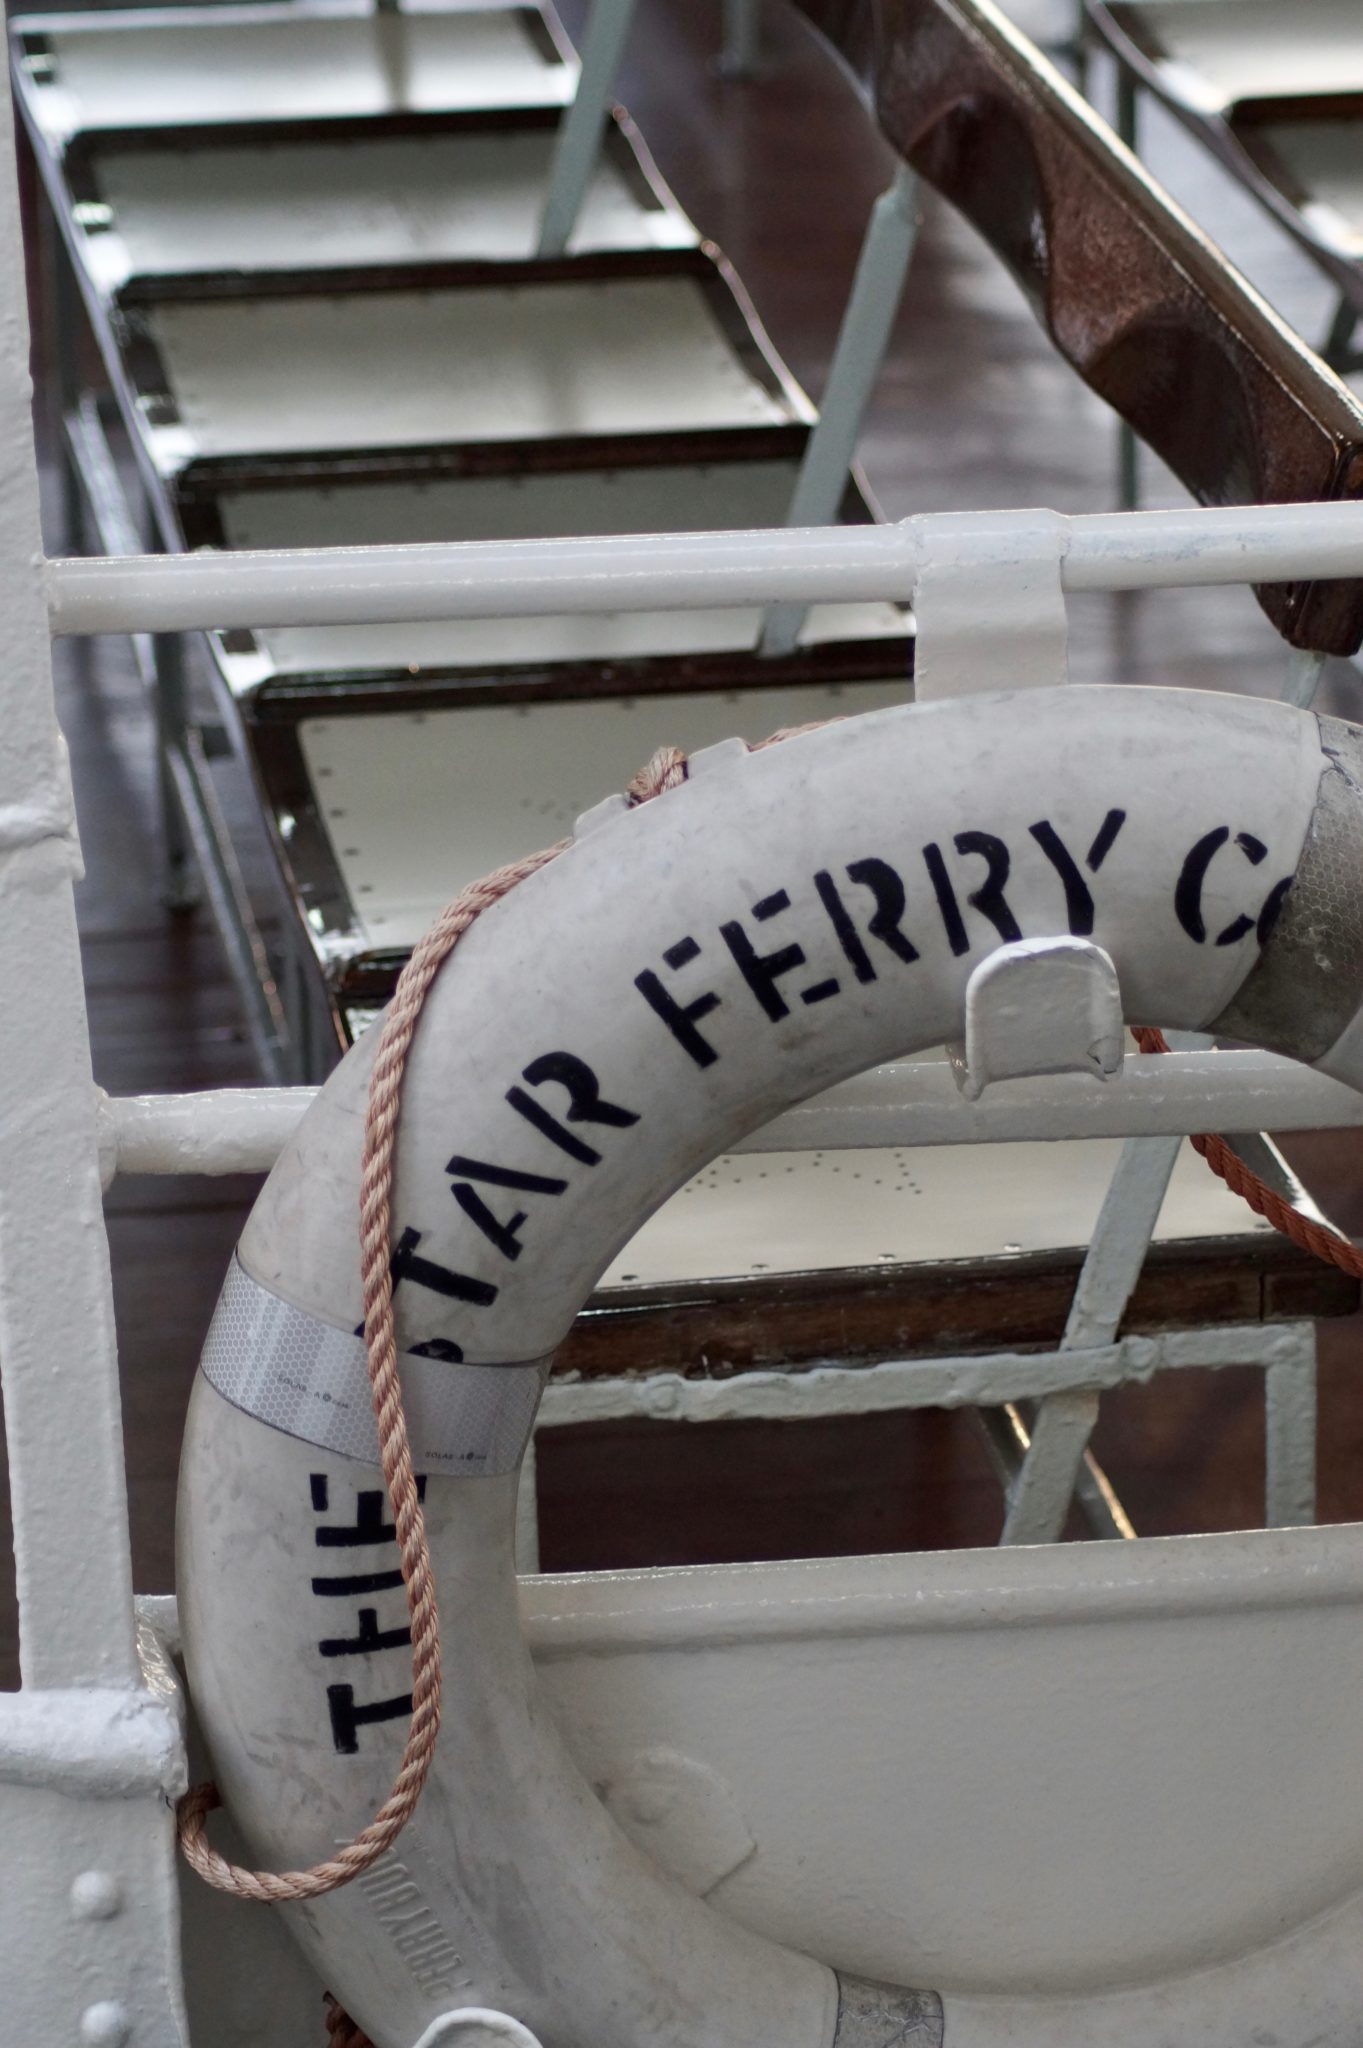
left=199, top=1257, right=546, bottom=1475
left=832, top=1975, right=943, bottom=2046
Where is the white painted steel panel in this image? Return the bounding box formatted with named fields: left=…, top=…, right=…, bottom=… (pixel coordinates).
left=1118, top=0, right=1363, bottom=112
left=93, top=130, right=694, bottom=279
left=297, top=681, right=909, bottom=950
left=15, top=4, right=572, bottom=147
left=524, top=1524, right=1363, bottom=1995
left=220, top=465, right=904, bottom=679
left=595, top=1130, right=1266, bottom=1285
left=149, top=278, right=795, bottom=459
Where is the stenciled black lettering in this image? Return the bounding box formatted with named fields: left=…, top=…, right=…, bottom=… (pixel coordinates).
left=311, top=1474, right=423, bottom=1526
left=720, top=890, right=807, bottom=1022
left=1175, top=826, right=1226, bottom=943
left=1175, top=827, right=1273, bottom=947
left=1086, top=808, right=1126, bottom=871
left=813, top=859, right=919, bottom=982
left=506, top=1085, right=601, bottom=1164
left=315, top=1490, right=393, bottom=1548
left=1257, top=875, right=1293, bottom=945
left=522, top=1051, right=640, bottom=1130
left=311, top=1478, right=422, bottom=1554
left=351, top=1226, right=492, bottom=1341
left=446, top=1156, right=569, bottom=1195
left=1214, top=833, right=1269, bottom=946
left=506, top=1050, right=640, bottom=1158
left=319, top=1607, right=411, bottom=1660
left=953, top=830, right=1022, bottom=944
left=814, top=870, right=875, bottom=983
left=1029, top=820, right=1094, bottom=936
left=635, top=939, right=722, bottom=1068
left=1028, top=811, right=1124, bottom=935
left=448, top=1186, right=524, bottom=1262
left=922, top=842, right=969, bottom=957
left=312, top=1567, right=405, bottom=1598
left=845, top=857, right=920, bottom=965
left=328, top=1682, right=413, bottom=1756
left=444, top=1154, right=569, bottom=1264
left=389, top=1226, right=497, bottom=1310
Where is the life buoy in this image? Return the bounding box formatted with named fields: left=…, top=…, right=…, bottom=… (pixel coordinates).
left=178, top=687, right=1363, bottom=2048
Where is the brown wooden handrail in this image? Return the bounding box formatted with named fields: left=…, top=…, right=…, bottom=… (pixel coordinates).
left=792, top=0, right=1363, bottom=654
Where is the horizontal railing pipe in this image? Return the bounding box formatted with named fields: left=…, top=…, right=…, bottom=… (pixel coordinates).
left=96, top=1051, right=1363, bottom=1183
left=45, top=502, right=1363, bottom=638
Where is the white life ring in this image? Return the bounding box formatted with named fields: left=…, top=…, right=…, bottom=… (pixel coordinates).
left=178, top=686, right=1363, bottom=2048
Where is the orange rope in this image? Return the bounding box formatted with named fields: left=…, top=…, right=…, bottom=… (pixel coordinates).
left=1133, top=1027, right=1363, bottom=1277
left=177, top=750, right=689, bottom=1905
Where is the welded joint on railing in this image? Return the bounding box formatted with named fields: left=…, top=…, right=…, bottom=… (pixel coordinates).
left=94, top=1083, right=318, bottom=1187
left=0, top=780, right=77, bottom=857
left=537, top=1322, right=1310, bottom=1430
left=0, top=1686, right=185, bottom=1800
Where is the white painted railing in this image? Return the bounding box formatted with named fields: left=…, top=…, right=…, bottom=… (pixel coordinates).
left=91, top=1050, right=1363, bottom=1187
left=44, top=499, right=1363, bottom=638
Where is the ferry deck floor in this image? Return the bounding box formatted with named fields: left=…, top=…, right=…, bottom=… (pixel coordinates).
left=4, top=0, right=1363, bottom=1686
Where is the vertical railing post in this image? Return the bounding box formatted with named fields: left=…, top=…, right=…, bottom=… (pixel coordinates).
left=537, top=0, right=639, bottom=259
left=760, top=168, right=919, bottom=657
left=0, top=58, right=136, bottom=1690
left=1000, top=1118, right=1188, bottom=1544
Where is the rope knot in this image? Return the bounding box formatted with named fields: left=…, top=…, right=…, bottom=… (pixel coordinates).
left=625, top=746, right=688, bottom=806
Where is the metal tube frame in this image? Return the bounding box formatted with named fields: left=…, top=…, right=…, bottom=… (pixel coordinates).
left=536, top=0, right=639, bottom=257
left=44, top=499, right=1363, bottom=637
left=760, top=165, right=920, bottom=657
left=8, top=35, right=1363, bottom=2044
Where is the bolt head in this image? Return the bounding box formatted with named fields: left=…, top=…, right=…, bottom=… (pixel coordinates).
left=80, top=2002, right=131, bottom=2047
left=70, top=1871, right=123, bottom=1920
left=625, top=1784, right=672, bottom=1825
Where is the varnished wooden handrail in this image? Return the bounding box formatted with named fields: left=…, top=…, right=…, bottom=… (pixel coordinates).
left=792, top=0, right=1363, bottom=653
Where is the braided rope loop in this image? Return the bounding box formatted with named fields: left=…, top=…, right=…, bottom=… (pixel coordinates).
left=176, top=748, right=695, bottom=1901
left=176, top=841, right=567, bottom=1902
